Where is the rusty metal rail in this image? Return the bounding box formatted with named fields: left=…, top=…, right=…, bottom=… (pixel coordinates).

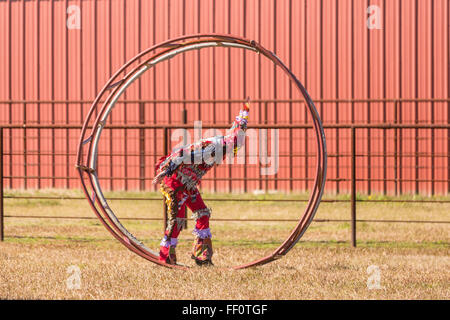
left=3, top=195, right=450, bottom=203
left=4, top=215, right=449, bottom=224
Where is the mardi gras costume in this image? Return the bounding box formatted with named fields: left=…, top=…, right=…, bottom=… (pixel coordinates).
left=153, top=100, right=250, bottom=265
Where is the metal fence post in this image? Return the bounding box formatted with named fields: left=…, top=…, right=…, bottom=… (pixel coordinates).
left=394, top=100, right=398, bottom=195
left=351, top=126, right=356, bottom=247
left=163, top=127, right=168, bottom=232
left=139, top=102, right=146, bottom=191
left=181, top=109, right=188, bottom=230
left=0, top=128, right=4, bottom=241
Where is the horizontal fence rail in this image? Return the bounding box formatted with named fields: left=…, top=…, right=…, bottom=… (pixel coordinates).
left=4, top=215, right=449, bottom=225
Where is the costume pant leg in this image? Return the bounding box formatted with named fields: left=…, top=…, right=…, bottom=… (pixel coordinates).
left=186, top=188, right=213, bottom=263
left=159, top=182, right=188, bottom=263
left=185, top=188, right=211, bottom=239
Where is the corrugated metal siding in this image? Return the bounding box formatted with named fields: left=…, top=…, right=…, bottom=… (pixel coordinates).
left=0, top=0, right=449, bottom=194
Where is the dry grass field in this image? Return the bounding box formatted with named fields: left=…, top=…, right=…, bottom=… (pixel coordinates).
left=0, top=189, right=449, bottom=299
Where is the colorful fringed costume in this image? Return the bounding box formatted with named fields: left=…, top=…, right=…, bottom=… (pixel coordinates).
left=153, top=100, right=250, bottom=265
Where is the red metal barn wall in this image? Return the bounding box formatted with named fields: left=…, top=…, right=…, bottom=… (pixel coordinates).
left=0, top=0, right=448, bottom=195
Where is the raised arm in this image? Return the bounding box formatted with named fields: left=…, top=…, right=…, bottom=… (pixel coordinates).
left=230, top=97, right=250, bottom=133
left=223, top=98, right=250, bottom=155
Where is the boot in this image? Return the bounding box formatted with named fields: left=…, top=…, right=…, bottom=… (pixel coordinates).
left=191, top=237, right=213, bottom=266
left=159, top=245, right=177, bottom=265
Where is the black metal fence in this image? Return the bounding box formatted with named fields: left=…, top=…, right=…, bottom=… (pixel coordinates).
left=0, top=119, right=449, bottom=245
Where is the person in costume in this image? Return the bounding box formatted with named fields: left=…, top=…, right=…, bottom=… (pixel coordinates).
left=153, top=99, right=250, bottom=265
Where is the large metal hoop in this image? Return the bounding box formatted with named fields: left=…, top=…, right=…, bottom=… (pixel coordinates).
left=76, top=34, right=327, bottom=270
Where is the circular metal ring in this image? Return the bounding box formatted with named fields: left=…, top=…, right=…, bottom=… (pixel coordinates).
left=76, top=34, right=327, bottom=270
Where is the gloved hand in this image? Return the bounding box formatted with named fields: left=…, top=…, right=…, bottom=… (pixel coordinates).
left=239, top=98, right=250, bottom=130
left=152, top=171, right=166, bottom=185
left=152, top=160, right=179, bottom=185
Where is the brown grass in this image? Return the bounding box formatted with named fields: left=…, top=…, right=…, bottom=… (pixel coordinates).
left=0, top=189, right=449, bottom=299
